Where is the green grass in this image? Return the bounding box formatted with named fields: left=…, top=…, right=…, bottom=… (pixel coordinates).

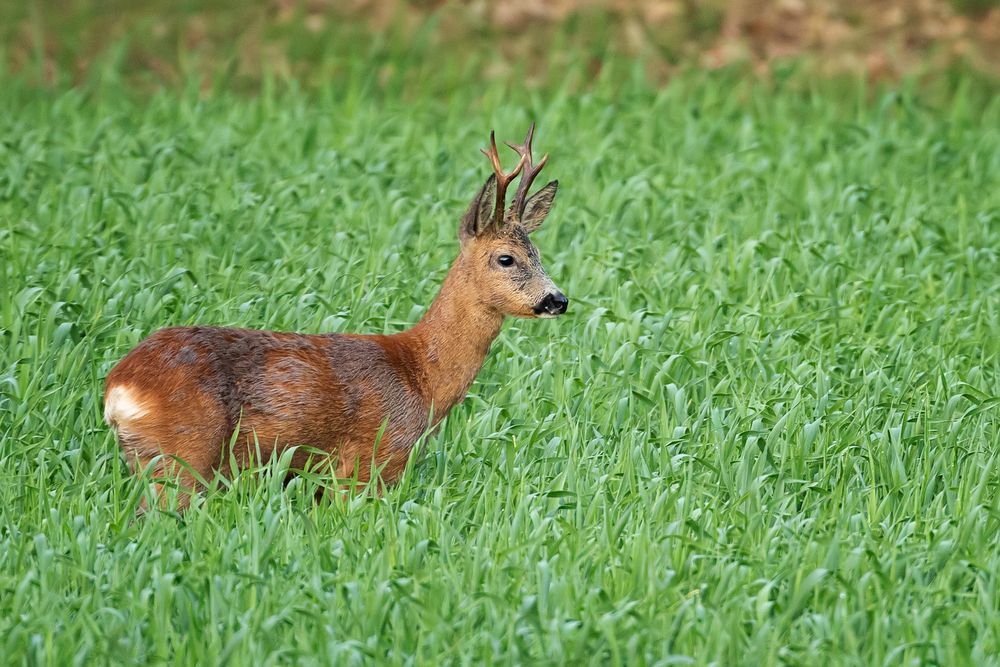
left=2, top=65, right=1000, bottom=665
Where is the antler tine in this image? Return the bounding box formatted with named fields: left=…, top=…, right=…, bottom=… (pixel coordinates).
left=506, top=122, right=549, bottom=220
left=481, top=130, right=526, bottom=225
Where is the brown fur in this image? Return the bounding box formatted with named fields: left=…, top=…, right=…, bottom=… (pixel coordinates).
left=104, top=143, right=564, bottom=510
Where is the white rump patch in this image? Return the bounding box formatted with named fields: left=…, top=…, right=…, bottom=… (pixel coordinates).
left=105, top=385, right=148, bottom=425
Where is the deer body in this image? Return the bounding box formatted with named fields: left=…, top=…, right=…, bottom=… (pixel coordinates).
left=104, top=125, right=566, bottom=508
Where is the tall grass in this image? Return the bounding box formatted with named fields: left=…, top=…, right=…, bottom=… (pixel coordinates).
left=2, top=66, right=1000, bottom=664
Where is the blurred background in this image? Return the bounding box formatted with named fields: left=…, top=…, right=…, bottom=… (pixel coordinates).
left=2, top=0, right=998, bottom=92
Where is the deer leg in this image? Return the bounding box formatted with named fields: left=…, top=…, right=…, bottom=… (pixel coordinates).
left=117, top=422, right=225, bottom=514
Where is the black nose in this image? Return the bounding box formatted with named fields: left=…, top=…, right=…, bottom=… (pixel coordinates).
left=534, top=292, right=569, bottom=316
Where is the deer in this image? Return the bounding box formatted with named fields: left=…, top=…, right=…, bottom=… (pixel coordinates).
left=103, top=124, right=567, bottom=511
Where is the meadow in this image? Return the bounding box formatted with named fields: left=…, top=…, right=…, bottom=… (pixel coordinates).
left=2, top=59, right=1000, bottom=664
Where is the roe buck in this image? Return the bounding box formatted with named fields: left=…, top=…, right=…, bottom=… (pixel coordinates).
left=104, top=124, right=567, bottom=509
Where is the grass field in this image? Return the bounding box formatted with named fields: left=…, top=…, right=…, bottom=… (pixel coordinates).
left=2, top=62, right=1000, bottom=665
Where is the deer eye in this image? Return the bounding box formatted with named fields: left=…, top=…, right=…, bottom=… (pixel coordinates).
left=497, top=255, right=515, bottom=267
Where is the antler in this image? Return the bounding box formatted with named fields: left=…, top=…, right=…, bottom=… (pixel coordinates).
left=506, top=122, right=549, bottom=221
left=481, top=131, right=526, bottom=225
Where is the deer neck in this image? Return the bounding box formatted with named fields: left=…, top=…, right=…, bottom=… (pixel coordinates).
left=407, top=255, right=504, bottom=419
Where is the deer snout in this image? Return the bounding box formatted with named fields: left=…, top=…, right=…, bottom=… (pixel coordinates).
left=534, top=291, right=569, bottom=317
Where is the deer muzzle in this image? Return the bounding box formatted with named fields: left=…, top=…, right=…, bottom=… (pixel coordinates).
left=533, top=291, right=569, bottom=317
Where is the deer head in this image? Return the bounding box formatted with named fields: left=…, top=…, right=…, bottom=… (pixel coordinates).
left=457, top=124, right=567, bottom=318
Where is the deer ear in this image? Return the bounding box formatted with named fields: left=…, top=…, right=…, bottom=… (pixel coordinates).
left=519, top=180, right=558, bottom=234
left=460, top=174, right=497, bottom=241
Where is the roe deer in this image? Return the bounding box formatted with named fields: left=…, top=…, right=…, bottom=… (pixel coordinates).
left=104, top=124, right=567, bottom=510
